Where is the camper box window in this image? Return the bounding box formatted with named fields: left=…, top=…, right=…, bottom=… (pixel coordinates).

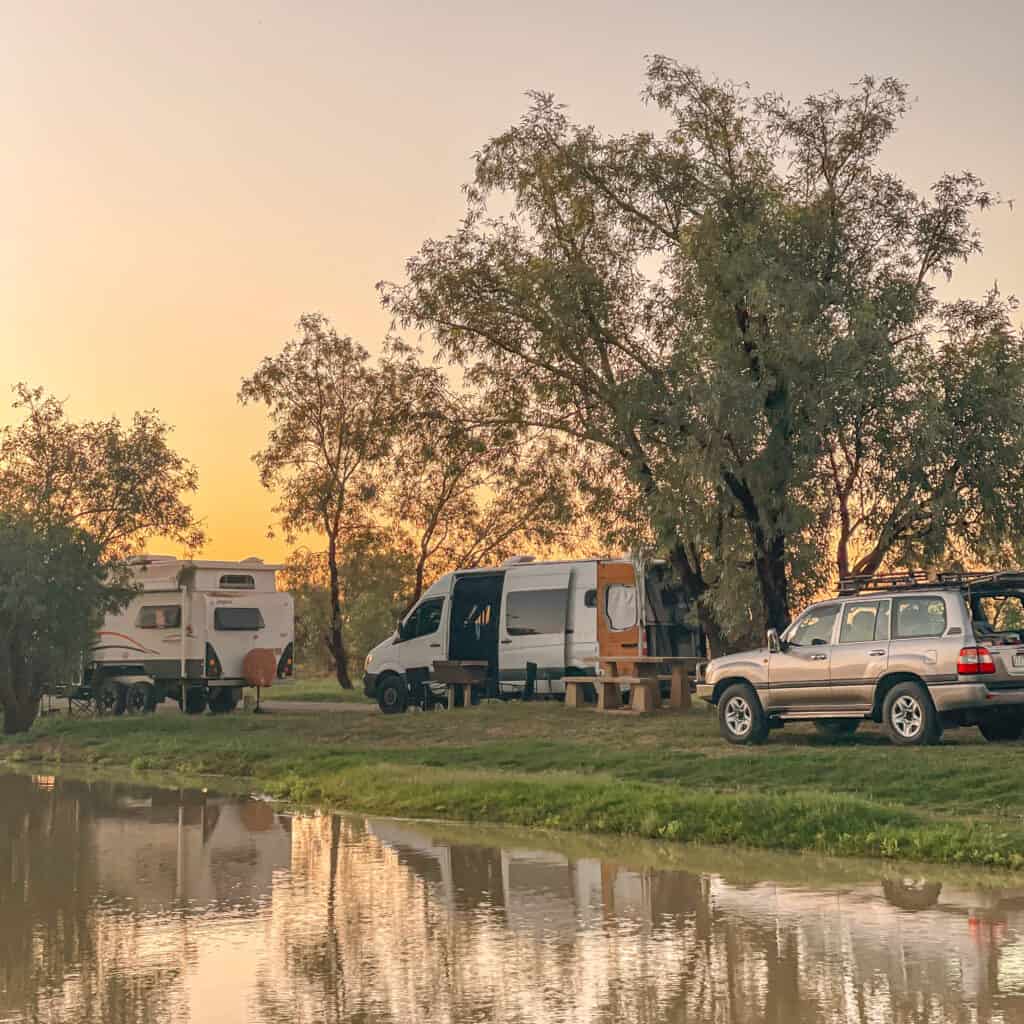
left=137, top=605, right=182, bottom=629
left=219, top=574, right=256, bottom=590
left=605, top=584, right=638, bottom=631
left=506, top=590, right=567, bottom=636
left=214, top=607, right=266, bottom=631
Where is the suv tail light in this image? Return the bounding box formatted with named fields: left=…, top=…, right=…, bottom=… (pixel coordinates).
left=958, top=647, right=996, bottom=675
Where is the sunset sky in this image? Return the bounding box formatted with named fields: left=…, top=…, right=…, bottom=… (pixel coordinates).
left=4, top=0, right=1022, bottom=562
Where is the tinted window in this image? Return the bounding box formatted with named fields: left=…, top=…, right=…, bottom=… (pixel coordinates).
left=219, top=574, right=255, bottom=590
left=975, top=594, right=1024, bottom=633
left=788, top=604, right=839, bottom=646
left=894, top=597, right=947, bottom=639
left=401, top=598, right=444, bottom=641
left=605, top=583, right=638, bottom=631
left=136, top=605, right=181, bottom=629
left=839, top=601, right=884, bottom=644
left=214, top=607, right=265, bottom=631
left=505, top=589, right=568, bottom=636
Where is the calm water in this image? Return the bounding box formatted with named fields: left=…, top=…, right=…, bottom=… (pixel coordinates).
left=2, top=772, right=1023, bottom=1024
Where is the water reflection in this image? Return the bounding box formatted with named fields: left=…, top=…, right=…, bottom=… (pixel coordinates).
left=1, top=771, right=1023, bottom=1024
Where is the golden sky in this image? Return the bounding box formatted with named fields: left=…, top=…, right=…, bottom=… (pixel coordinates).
left=4, top=0, right=1022, bottom=561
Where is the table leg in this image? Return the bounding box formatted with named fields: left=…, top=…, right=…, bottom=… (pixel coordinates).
left=630, top=680, right=658, bottom=713
left=596, top=681, right=621, bottom=711
left=565, top=680, right=584, bottom=708
left=670, top=665, right=692, bottom=710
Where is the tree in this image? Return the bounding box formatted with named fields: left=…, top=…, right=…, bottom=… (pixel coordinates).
left=0, top=516, right=128, bottom=734
left=240, top=314, right=416, bottom=687
left=0, top=385, right=204, bottom=556
left=386, top=391, right=581, bottom=612
left=280, top=538, right=415, bottom=679
left=382, top=59, right=1005, bottom=640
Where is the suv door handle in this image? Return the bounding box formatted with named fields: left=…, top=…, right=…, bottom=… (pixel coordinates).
left=501, top=640, right=512, bottom=644
left=810, top=653, right=828, bottom=661
left=429, top=643, right=441, bottom=648
left=868, top=650, right=886, bottom=657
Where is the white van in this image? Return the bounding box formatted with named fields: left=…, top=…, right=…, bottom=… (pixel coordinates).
left=85, top=555, right=294, bottom=714
left=363, top=556, right=698, bottom=712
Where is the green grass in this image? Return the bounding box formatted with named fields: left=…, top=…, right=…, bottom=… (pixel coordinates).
left=270, top=674, right=371, bottom=703
left=4, top=701, right=1024, bottom=869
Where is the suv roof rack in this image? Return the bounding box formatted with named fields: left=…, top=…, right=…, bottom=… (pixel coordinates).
left=837, top=570, right=1024, bottom=597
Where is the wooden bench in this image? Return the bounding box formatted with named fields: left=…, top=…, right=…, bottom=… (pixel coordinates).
left=431, top=660, right=489, bottom=709
left=565, top=676, right=657, bottom=712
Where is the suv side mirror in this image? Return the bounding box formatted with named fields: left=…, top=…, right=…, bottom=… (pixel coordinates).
left=767, top=628, right=781, bottom=654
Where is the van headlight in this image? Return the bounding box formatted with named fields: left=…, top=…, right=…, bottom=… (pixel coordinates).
left=364, top=653, right=373, bottom=670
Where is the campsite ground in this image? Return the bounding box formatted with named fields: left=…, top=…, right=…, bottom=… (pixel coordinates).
left=4, top=696, right=1023, bottom=870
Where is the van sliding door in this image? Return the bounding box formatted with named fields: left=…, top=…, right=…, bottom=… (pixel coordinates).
left=498, top=567, right=571, bottom=694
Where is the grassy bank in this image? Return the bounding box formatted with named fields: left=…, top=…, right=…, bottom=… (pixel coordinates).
left=271, top=675, right=371, bottom=703
left=3, top=702, right=1024, bottom=869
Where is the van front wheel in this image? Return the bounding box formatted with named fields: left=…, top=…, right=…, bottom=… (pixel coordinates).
left=718, top=683, right=769, bottom=745
left=377, top=674, right=408, bottom=714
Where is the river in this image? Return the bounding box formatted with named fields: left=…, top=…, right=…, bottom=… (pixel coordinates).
left=1, top=770, right=1022, bottom=1023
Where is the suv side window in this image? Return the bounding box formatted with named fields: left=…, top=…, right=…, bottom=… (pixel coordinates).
left=893, top=596, right=947, bottom=639
left=787, top=604, right=839, bottom=647
left=400, top=598, right=444, bottom=642
left=839, top=600, right=890, bottom=644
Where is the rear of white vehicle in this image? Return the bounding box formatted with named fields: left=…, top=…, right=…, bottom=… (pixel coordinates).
left=200, top=593, right=294, bottom=683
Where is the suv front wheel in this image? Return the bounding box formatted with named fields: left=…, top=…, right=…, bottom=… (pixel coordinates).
left=718, top=683, right=769, bottom=745
left=882, top=681, right=941, bottom=746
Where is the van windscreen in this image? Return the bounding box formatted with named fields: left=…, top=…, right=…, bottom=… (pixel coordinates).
left=214, top=607, right=265, bottom=631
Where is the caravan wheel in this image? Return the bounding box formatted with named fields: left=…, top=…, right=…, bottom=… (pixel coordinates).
left=209, top=686, right=239, bottom=714
left=126, top=683, right=157, bottom=714
left=95, top=680, right=126, bottom=716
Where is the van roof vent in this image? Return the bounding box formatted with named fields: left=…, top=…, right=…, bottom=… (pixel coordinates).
left=501, top=555, right=537, bottom=567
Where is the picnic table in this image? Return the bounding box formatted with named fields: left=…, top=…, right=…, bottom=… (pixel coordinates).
left=573, top=655, right=705, bottom=713
left=431, top=660, right=490, bottom=709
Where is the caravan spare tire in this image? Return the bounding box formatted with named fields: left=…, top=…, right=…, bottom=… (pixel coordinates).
left=243, top=648, right=277, bottom=687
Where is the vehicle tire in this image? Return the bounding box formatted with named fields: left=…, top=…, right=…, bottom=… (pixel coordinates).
left=882, top=681, right=941, bottom=746
left=814, top=719, right=861, bottom=738
left=718, top=683, right=769, bottom=745
left=95, top=679, right=126, bottom=716
left=209, top=686, right=239, bottom=714
left=126, top=683, right=157, bottom=714
left=978, top=714, right=1024, bottom=742
left=178, top=688, right=208, bottom=715
left=376, top=674, right=408, bottom=714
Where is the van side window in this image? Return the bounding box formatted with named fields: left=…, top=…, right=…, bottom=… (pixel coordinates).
left=400, top=598, right=444, bottom=641
left=505, top=590, right=568, bottom=636
left=214, top=608, right=265, bottom=631
left=219, top=574, right=255, bottom=589
left=137, top=605, right=182, bottom=629
left=605, top=584, right=637, bottom=631
left=893, top=597, right=947, bottom=639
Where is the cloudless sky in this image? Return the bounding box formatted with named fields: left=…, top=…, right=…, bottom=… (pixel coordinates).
left=3, top=0, right=1021, bottom=560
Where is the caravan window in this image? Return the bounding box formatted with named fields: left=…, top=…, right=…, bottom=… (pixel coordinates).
left=219, top=574, right=255, bottom=590
left=214, top=607, right=265, bottom=631
left=605, top=584, right=638, bottom=631
left=505, top=590, right=567, bottom=636
left=136, top=605, right=182, bottom=630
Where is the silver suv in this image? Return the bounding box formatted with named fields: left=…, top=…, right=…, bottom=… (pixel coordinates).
left=697, top=572, right=1024, bottom=746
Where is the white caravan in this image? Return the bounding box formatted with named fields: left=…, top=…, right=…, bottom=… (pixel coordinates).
left=85, top=555, right=294, bottom=714
left=363, top=556, right=699, bottom=712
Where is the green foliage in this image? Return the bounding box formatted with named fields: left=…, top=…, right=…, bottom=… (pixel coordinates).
left=0, top=515, right=129, bottom=734
left=382, top=58, right=1017, bottom=643
left=0, top=385, right=204, bottom=556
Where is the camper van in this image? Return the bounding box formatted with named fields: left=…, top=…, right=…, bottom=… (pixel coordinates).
left=363, top=556, right=699, bottom=712
left=84, top=555, right=294, bottom=714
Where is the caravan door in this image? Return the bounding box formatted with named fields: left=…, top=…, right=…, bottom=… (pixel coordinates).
left=597, top=561, right=641, bottom=661
left=499, top=566, right=572, bottom=694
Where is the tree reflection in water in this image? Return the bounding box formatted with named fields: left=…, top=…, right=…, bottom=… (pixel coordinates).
left=2, top=771, right=1023, bottom=1024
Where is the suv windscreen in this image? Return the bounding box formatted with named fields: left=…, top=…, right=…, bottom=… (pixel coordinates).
left=787, top=604, right=839, bottom=646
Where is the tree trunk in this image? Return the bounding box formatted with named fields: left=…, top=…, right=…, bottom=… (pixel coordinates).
left=667, top=542, right=729, bottom=658
left=326, top=535, right=352, bottom=689
left=754, top=533, right=791, bottom=634
left=0, top=689, right=40, bottom=735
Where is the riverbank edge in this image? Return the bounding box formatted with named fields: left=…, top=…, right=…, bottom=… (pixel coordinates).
left=4, top=736, right=1024, bottom=872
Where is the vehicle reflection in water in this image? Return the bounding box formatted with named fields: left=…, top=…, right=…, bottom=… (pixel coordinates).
left=1, top=771, right=1023, bottom=1024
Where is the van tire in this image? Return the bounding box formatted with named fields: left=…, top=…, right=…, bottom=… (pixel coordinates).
left=978, top=713, right=1024, bottom=742
left=814, top=719, right=860, bottom=738
left=377, top=674, right=408, bottom=714
left=718, top=683, right=769, bottom=745
left=882, top=681, right=941, bottom=746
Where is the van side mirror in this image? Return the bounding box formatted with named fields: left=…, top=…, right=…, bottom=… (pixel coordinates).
left=767, top=628, right=781, bottom=654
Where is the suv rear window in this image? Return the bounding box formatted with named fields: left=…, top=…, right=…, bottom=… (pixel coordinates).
left=893, top=597, right=946, bottom=639
left=214, top=607, right=265, bottom=631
